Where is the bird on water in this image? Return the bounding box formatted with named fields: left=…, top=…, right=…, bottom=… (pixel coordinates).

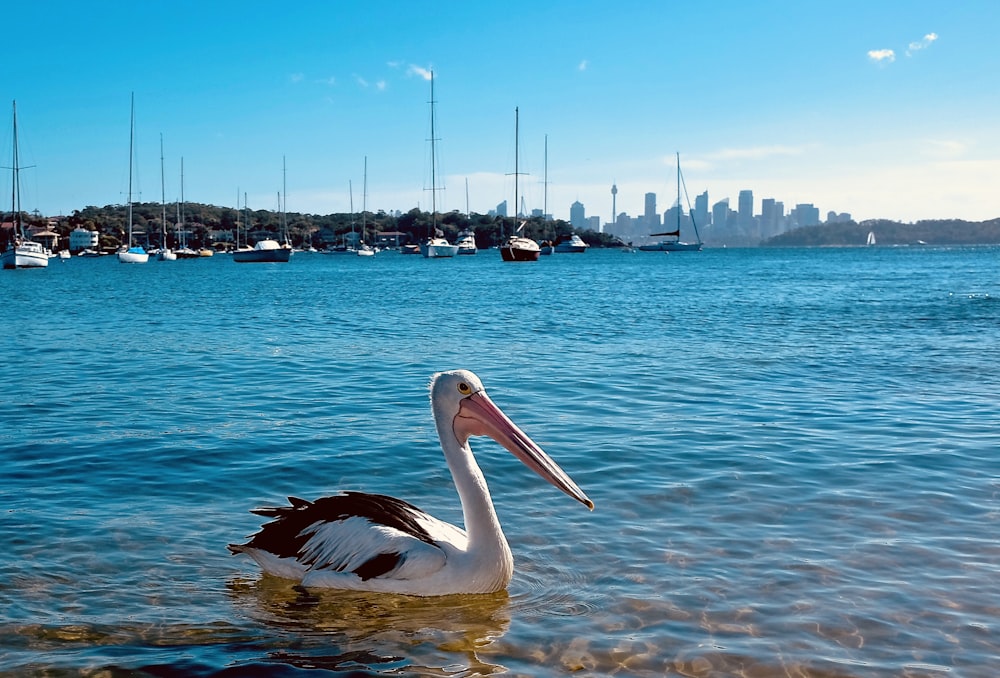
left=229, top=369, right=593, bottom=596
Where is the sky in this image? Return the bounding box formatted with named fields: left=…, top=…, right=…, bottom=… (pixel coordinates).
left=3, top=1, right=999, bottom=225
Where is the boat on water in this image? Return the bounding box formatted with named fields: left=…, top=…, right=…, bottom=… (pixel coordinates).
left=456, top=228, right=477, bottom=255
left=500, top=107, right=539, bottom=262
left=233, top=238, right=291, bottom=263
left=357, top=157, right=376, bottom=257
left=501, top=224, right=540, bottom=262
left=172, top=161, right=199, bottom=258
left=866, top=231, right=876, bottom=246
left=156, top=135, right=177, bottom=261
left=117, top=94, right=149, bottom=264
left=1, top=101, right=48, bottom=270
left=554, top=233, right=589, bottom=253
left=639, top=152, right=703, bottom=253
left=420, top=72, right=459, bottom=259
left=232, top=170, right=291, bottom=264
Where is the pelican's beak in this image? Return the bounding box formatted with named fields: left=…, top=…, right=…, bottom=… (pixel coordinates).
left=456, top=391, right=594, bottom=510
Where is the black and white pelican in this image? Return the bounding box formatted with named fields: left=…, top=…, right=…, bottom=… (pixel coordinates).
left=229, top=369, right=593, bottom=596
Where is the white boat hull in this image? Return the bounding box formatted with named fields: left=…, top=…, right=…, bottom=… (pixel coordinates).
left=422, top=242, right=459, bottom=258
left=232, top=240, right=292, bottom=263
left=118, top=248, right=149, bottom=263
left=2, top=243, right=49, bottom=269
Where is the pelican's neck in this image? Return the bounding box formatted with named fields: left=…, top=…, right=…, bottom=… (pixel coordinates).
left=435, top=408, right=509, bottom=555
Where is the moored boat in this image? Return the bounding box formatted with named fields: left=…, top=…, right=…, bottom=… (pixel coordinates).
left=554, top=233, right=589, bottom=253
left=499, top=108, right=539, bottom=262
left=456, top=229, right=477, bottom=255
left=2, top=105, right=48, bottom=269
left=117, top=94, right=148, bottom=264
left=233, top=238, right=292, bottom=263
left=639, top=152, right=703, bottom=253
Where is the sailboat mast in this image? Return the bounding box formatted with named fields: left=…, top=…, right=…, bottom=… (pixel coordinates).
left=543, top=134, right=548, bottom=221
left=10, top=101, right=20, bottom=238
left=235, top=188, right=240, bottom=248
left=127, top=93, right=134, bottom=246
left=676, top=151, right=681, bottom=232
left=160, top=134, right=166, bottom=246
left=349, top=179, right=354, bottom=239
left=179, top=157, right=186, bottom=248
left=429, top=71, right=437, bottom=236
left=282, top=155, right=288, bottom=244
left=514, top=106, right=519, bottom=225
left=362, top=155, right=367, bottom=243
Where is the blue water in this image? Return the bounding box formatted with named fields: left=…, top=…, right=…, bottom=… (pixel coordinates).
left=2, top=247, right=999, bottom=676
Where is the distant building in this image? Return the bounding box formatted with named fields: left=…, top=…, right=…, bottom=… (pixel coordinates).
left=694, top=190, right=710, bottom=227
left=712, top=199, right=730, bottom=235
left=570, top=201, right=586, bottom=230
left=496, top=200, right=508, bottom=218
left=761, top=198, right=784, bottom=238
left=791, top=203, right=820, bottom=227
left=644, top=192, right=659, bottom=229
left=69, top=227, right=99, bottom=252
left=738, top=190, right=754, bottom=233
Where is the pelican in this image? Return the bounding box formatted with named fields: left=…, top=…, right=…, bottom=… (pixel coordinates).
left=229, top=369, right=593, bottom=596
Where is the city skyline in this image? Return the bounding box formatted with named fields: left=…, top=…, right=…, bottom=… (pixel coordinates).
left=3, top=2, right=998, bottom=225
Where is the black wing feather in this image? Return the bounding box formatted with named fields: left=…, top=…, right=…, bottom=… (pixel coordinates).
left=233, top=491, right=438, bottom=560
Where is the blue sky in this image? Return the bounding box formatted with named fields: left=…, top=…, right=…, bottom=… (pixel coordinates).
left=4, top=1, right=998, bottom=224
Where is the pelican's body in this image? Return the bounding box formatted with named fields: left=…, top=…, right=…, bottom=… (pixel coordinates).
left=229, top=370, right=592, bottom=596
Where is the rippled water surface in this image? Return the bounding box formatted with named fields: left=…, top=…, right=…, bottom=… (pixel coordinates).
left=3, top=247, right=999, bottom=676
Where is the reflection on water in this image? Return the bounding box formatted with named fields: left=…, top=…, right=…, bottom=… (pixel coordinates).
left=227, top=575, right=512, bottom=676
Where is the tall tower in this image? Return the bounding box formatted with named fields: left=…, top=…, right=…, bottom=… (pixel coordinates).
left=609, top=183, right=617, bottom=234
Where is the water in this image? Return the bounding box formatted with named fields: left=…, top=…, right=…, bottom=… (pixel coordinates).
left=2, top=246, right=998, bottom=677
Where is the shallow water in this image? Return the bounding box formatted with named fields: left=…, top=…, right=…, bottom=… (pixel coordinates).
left=2, top=246, right=999, bottom=676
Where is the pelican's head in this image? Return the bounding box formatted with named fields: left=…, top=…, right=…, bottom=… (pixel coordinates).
left=430, top=370, right=594, bottom=510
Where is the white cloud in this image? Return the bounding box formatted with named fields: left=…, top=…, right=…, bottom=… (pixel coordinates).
left=867, top=49, right=896, bottom=64
left=578, top=59, right=588, bottom=71
left=376, top=80, right=387, bottom=91
left=906, top=32, right=938, bottom=56
left=407, top=65, right=433, bottom=80
left=354, top=75, right=369, bottom=88
left=316, top=76, right=336, bottom=86
left=289, top=73, right=304, bottom=83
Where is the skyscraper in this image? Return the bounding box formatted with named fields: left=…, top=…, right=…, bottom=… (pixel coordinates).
left=695, top=190, right=710, bottom=227
left=570, top=201, right=586, bottom=230
left=644, top=192, right=658, bottom=229
left=738, top=190, right=754, bottom=232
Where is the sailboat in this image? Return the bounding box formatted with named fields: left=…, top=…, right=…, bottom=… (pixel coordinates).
left=117, top=93, right=149, bottom=263
left=173, top=157, right=198, bottom=258
left=866, top=230, right=876, bottom=246
left=156, top=135, right=176, bottom=261
left=233, top=161, right=291, bottom=263
left=455, top=177, right=477, bottom=254
left=1, top=101, right=48, bottom=270
left=357, top=156, right=375, bottom=256
left=639, top=152, right=703, bottom=252
left=500, top=107, right=540, bottom=262
left=420, top=71, right=459, bottom=258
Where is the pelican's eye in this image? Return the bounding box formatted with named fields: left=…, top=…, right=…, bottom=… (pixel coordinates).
left=457, top=382, right=472, bottom=395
